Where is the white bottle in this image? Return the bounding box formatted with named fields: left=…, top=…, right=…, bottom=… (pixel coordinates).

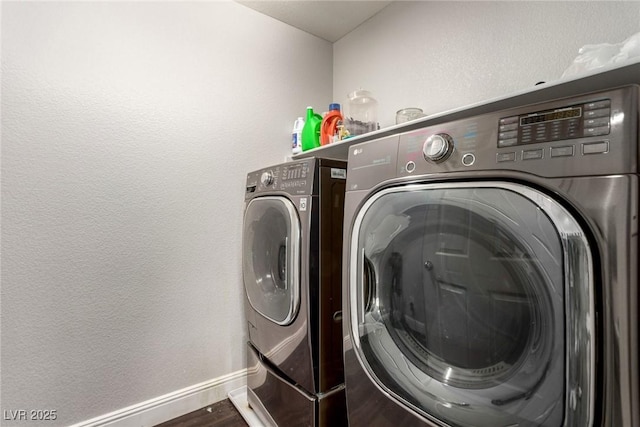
left=292, top=117, right=304, bottom=155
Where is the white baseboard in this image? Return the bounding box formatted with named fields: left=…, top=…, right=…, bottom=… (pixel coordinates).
left=70, top=369, right=247, bottom=427
left=228, top=386, right=265, bottom=427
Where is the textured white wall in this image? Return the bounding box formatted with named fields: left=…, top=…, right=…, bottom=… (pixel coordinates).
left=1, top=2, right=331, bottom=425
left=334, top=1, right=640, bottom=128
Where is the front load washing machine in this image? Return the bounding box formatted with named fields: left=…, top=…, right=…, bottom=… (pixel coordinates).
left=342, top=65, right=639, bottom=426
left=243, top=157, right=348, bottom=426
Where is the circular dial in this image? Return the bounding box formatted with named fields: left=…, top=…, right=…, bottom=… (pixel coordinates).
left=260, top=171, right=274, bottom=186
left=423, top=133, right=454, bottom=163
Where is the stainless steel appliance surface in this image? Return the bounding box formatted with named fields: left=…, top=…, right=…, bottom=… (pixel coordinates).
left=243, top=157, right=348, bottom=427
left=342, top=74, right=639, bottom=426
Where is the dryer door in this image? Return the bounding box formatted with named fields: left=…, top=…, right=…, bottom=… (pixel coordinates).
left=244, top=196, right=300, bottom=325
left=349, top=182, right=594, bottom=427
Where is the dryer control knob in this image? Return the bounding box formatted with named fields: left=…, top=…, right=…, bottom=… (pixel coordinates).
left=423, top=133, right=454, bottom=163
left=260, top=171, right=274, bottom=186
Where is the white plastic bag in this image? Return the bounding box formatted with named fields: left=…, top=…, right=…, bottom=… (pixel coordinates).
left=614, top=31, right=640, bottom=62
left=562, top=32, right=640, bottom=78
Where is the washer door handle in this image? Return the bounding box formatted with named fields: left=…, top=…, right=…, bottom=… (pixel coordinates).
left=277, top=238, right=288, bottom=289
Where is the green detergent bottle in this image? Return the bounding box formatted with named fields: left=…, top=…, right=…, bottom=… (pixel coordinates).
left=301, top=106, right=322, bottom=151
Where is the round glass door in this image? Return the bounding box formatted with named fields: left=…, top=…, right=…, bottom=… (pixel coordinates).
left=244, top=196, right=300, bottom=325
left=350, top=182, right=593, bottom=427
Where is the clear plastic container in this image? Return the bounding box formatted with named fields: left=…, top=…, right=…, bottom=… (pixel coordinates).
left=345, top=90, right=378, bottom=136
left=396, top=107, right=426, bottom=124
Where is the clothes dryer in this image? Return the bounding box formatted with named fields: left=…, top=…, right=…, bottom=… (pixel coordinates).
left=342, top=67, right=639, bottom=426
left=243, top=157, right=348, bottom=426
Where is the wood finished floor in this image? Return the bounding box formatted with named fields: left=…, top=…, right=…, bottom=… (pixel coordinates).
left=155, top=399, right=248, bottom=427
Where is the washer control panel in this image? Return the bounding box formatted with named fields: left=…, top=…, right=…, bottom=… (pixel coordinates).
left=279, top=161, right=310, bottom=191
left=498, top=99, right=611, bottom=148
left=246, top=160, right=312, bottom=198
left=390, top=85, right=637, bottom=179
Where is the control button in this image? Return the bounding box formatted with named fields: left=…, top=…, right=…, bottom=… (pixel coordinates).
left=584, top=117, right=609, bottom=127
left=583, top=108, right=610, bottom=119
left=423, top=133, right=454, bottom=163
left=499, top=130, right=518, bottom=140
left=499, top=116, right=518, bottom=125
left=406, top=161, right=416, bottom=173
left=582, top=141, right=609, bottom=155
left=498, top=138, right=518, bottom=147
left=550, top=145, right=574, bottom=157
left=583, top=126, right=610, bottom=137
left=499, top=123, right=518, bottom=132
left=461, top=153, right=476, bottom=166
left=584, top=100, right=611, bottom=110
left=497, top=152, right=516, bottom=163
left=522, top=149, right=544, bottom=160
left=260, top=171, right=274, bottom=186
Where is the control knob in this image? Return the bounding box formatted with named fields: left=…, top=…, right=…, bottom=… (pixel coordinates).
left=423, top=133, right=454, bottom=163
left=260, top=171, right=274, bottom=186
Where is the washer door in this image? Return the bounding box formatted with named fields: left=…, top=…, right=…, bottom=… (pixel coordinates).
left=244, top=196, right=300, bottom=325
left=349, top=182, right=593, bottom=426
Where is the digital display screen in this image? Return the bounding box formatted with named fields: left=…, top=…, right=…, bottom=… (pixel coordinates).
left=520, top=107, right=582, bottom=126
left=283, top=166, right=302, bottom=179
left=286, top=167, right=301, bottom=180
left=283, top=163, right=308, bottom=180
